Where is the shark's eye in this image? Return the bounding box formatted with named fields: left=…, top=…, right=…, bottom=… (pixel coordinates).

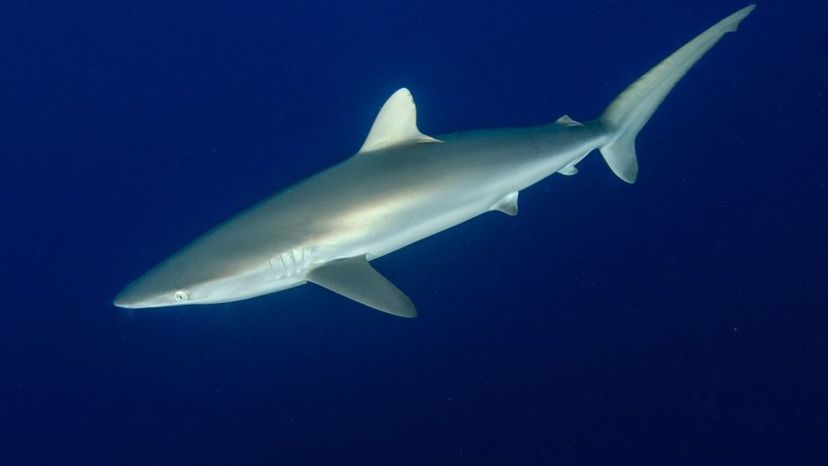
left=174, top=290, right=189, bottom=302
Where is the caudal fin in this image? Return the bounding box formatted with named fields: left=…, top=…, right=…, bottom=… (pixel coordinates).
left=599, top=5, right=755, bottom=183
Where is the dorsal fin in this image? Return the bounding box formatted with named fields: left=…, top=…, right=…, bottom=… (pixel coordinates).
left=358, top=88, right=441, bottom=154
left=555, top=114, right=585, bottom=127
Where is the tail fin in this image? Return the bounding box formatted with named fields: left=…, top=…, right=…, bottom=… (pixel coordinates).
left=599, top=5, right=755, bottom=183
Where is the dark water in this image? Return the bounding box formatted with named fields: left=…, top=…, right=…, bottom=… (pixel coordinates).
left=2, top=1, right=826, bottom=465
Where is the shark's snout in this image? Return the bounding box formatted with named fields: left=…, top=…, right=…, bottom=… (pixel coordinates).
left=113, top=283, right=150, bottom=309
left=112, top=274, right=175, bottom=309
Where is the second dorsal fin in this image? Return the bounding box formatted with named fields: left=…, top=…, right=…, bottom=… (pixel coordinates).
left=555, top=114, right=585, bottom=127
left=358, top=88, right=441, bottom=154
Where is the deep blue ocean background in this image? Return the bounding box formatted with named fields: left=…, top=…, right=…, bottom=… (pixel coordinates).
left=2, top=1, right=826, bottom=464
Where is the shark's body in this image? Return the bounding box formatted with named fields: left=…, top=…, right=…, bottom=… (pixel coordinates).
left=114, top=6, right=755, bottom=317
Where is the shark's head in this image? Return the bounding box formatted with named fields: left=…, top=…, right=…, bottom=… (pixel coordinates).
left=113, top=238, right=304, bottom=309
left=113, top=261, right=272, bottom=309
left=113, top=277, right=203, bottom=309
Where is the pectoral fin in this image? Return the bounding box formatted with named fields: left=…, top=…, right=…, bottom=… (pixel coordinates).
left=307, top=255, right=417, bottom=318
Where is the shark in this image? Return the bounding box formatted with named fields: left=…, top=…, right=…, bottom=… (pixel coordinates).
left=114, top=5, right=755, bottom=317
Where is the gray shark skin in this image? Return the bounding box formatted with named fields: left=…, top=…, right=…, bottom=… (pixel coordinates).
left=114, top=5, right=755, bottom=317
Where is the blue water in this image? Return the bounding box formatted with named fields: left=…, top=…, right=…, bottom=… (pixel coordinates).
left=2, top=1, right=826, bottom=464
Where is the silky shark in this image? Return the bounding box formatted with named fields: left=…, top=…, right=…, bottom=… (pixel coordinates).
left=114, top=5, right=755, bottom=317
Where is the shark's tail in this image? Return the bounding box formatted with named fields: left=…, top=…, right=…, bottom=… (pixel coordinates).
left=597, top=5, right=755, bottom=183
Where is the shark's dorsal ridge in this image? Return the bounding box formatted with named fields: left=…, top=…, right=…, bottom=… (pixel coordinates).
left=358, top=88, right=442, bottom=154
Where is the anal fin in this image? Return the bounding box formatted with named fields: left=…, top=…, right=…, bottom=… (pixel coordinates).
left=557, top=151, right=591, bottom=176
left=490, top=191, right=519, bottom=216
left=557, top=165, right=578, bottom=176
left=307, top=255, right=417, bottom=318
